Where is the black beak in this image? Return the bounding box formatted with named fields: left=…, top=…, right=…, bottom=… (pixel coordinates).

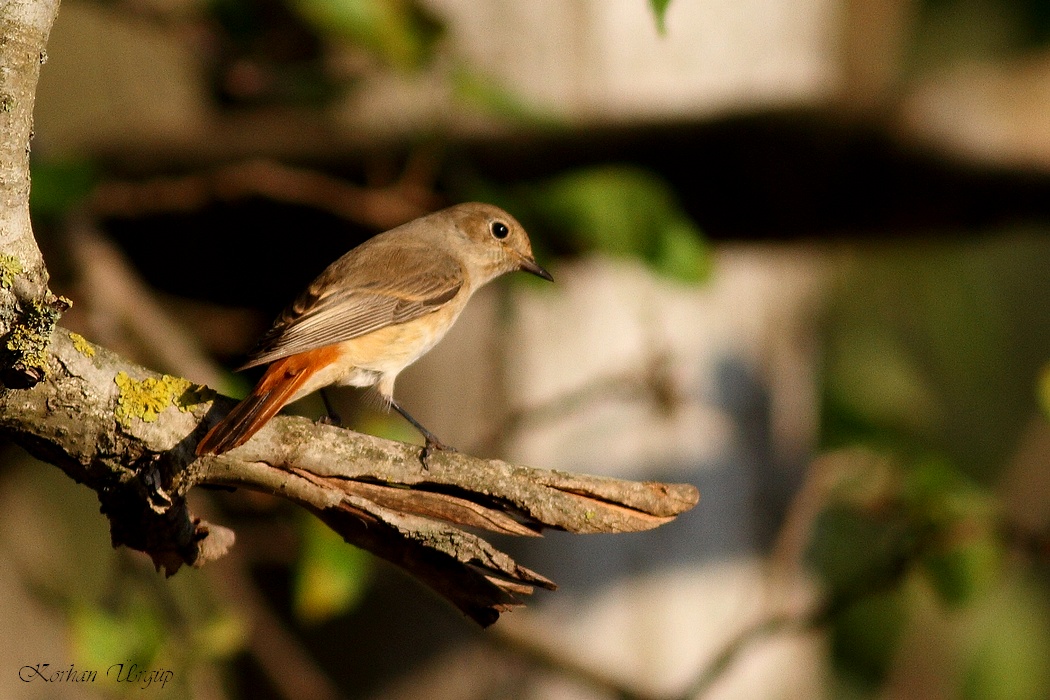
left=519, top=256, right=554, bottom=282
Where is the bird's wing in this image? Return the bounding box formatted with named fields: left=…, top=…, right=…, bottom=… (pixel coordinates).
left=239, top=243, right=463, bottom=369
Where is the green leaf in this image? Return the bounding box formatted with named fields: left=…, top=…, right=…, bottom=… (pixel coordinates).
left=809, top=506, right=911, bottom=593
left=829, top=589, right=907, bottom=688
left=900, top=457, right=1000, bottom=607
left=289, top=0, right=442, bottom=70
left=962, top=578, right=1050, bottom=700
left=649, top=0, right=673, bottom=34
left=193, top=612, right=247, bottom=659
left=922, top=535, right=1000, bottom=607
left=902, top=457, right=995, bottom=528
left=824, top=325, right=942, bottom=448
left=527, top=166, right=709, bottom=283
left=653, top=219, right=711, bottom=283
left=293, top=515, right=373, bottom=624
left=71, top=598, right=165, bottom=671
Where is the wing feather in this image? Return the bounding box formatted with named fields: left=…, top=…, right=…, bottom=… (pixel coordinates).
left=240, top=241, right=463, bottom=369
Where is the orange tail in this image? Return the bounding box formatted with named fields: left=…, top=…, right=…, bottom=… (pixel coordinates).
left=196, top=352, right=327, bottom=456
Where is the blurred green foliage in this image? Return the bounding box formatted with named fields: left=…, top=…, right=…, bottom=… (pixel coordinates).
left=828, top=587, right=907, bottom=688
left=72, top=596, right=166, bottom=675
left=529, top=166, right=710, bottom=283
left=1, top=453, right=244, bottom=696
left=649, top=0, right=673, bottom=34
left=962, top=577, right=1050, bottom=700
left=823, top=236, right=1050, bottom=475
left=482, top=166, right=710, bottom=284
left=289, top=0, right=442, bottom=71
left=205, top=0, right=442, bottom=106
left=204, top=0, right=670, bottom=114
left=814, top=232, right=1050, bottom=697
left=29, top=158, right=97, bottom=222
left=917, top=0, right=1050, bottom=56
left=293, top=513, right=373, bottom=624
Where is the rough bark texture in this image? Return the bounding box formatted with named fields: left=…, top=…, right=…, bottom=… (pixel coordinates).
left=0, top=0, right=69, bottom=388
left=0, top=330, right=698, bottom=624
left=0, top=0, right=699, bottom=626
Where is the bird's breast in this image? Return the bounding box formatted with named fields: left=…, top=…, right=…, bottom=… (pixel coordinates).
left=338, top=295, right=467, bottom=378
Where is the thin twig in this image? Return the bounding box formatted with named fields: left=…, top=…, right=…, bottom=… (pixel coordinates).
left=473, top=350, right=679, bottom=455
left=65, top=217, right=227, bottom=388
left=89, top=159, right=441, bottom=231
left=679, top=614, right=805, bottom=700
left=490, top=625, right=663, bottom=700
left=204, top=517, right=347, bottom=700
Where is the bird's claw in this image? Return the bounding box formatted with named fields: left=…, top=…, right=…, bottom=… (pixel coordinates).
left=317, top=413, right=342, bottom=427
left=420, top=438, right=456, bottom=470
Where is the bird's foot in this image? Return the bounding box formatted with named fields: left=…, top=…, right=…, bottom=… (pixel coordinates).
left=319, top=389, right=342, bottom=426
left=317, top=412, right=342, bottom=427
left=420, top=437, right=456, bottom=470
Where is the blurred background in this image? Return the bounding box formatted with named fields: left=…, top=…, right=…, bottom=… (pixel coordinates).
left=3, top=0, right=1050, bottom=697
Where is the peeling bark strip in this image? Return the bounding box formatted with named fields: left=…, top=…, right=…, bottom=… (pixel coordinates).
left=0, top=328, right=698, bottom=625
left=0, top=0, right=700, bottom=626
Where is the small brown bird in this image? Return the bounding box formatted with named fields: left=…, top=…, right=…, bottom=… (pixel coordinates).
left=196, top=202, right=552, bottom=459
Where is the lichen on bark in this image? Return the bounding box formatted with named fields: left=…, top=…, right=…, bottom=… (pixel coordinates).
left=0, top=1, right=66, bottom=387
left=113, top=371, right=213, bottom=427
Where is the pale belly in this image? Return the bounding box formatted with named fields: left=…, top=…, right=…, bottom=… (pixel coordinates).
left=288, top=304, right=463, bottom=403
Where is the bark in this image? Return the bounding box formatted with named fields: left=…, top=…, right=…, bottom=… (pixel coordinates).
left=0, top=0, right=69, bottom=388
left=0, top=0, right=699, bottom=627
left=1, top=330, right=698, bottom=625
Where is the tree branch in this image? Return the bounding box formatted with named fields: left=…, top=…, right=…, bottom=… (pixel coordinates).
left=90, top=158, right=440, bottom=231
left=0, top=0, right=68, bottom=388
left=0, top=0, right=698, bottom=628
left=0, top=330, right=697, bottom=625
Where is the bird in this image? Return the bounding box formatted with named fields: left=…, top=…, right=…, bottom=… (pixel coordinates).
left=195, top=202, right=552, bottom=461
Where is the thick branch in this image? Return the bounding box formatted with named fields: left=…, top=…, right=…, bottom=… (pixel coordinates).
left=0, top=329, right=698, bottom=625
left=0, top=0, right=68, bottom=388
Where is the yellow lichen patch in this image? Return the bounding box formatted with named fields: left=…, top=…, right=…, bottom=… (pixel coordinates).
left=114, top=372, right=213, bottom=428
left=6, top=299, right=59, bottom=377
left=69, top=332, right=95, bottom=357
left=0, top=254, right=23, bottom=289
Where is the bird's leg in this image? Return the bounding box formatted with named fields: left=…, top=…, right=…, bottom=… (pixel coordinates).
left=318, top=389, right=342, bottom=426
left=389, top=399, right=455, bottom=469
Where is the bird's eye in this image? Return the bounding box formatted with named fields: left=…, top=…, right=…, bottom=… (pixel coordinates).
left=491, top=221, right=509, bottom=240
